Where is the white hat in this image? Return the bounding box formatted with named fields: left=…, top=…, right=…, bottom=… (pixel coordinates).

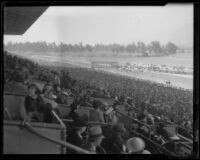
left=126, top=137, right=145, bottom=153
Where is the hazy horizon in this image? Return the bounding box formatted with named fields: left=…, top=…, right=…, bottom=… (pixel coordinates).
left=4, top=4, right=193, bottom=48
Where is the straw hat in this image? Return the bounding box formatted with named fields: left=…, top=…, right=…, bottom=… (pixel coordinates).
left=142, top=150, right=151, bottom=154
left=126, top=137, right=145, bottom=153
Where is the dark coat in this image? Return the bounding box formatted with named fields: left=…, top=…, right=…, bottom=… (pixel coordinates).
left=67, top=131, right=86, bottom=154
left=101, top=134, right=125, bottom=154
left=156, top=127, right=170, bottom=141
left=68, top=110, right=80, bottom=120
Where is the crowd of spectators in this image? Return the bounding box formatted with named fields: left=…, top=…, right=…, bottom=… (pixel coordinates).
left=3, top=51, right=194, bottom=156
left=60, top=67, right=193, bottom=125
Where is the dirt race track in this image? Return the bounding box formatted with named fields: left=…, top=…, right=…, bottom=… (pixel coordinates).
left=28, top=52, right=193, bottom=90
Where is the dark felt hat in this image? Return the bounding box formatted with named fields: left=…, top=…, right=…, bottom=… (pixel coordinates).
left=112, top=123, right=126, bottom=133
left=92, top=100, right=102, bottom=109
left=89, top=126, right=105, bottom=140
left=73, top=118, right=88, bottom=127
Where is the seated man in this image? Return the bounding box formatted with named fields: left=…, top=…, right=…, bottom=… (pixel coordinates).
left=24, top=84, right=54, bottom=123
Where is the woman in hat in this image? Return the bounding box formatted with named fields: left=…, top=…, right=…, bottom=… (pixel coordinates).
left=82, top=126, right=106, bottom=154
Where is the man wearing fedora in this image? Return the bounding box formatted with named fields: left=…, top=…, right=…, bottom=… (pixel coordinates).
left=82, top=126, right=106, bottom=154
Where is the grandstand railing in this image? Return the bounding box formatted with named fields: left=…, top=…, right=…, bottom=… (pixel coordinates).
left=61, top=118, right=180, bottom=156
left=62, top=118, right=109, bottom=126
left=51, top=110, right=66, bottom=153
left=129, top=128, right=178, bottom=157
left=23, top=121, right=93, bottom=154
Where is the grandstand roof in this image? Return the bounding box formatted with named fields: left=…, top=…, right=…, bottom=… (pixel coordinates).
left=4, top=7, right=48, bottom=35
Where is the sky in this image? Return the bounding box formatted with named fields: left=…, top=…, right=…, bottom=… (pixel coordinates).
left=4, top=4, right=193, bottom=47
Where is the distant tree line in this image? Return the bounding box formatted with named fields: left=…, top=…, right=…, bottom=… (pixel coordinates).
left=4, top=41, right=178, bottom=56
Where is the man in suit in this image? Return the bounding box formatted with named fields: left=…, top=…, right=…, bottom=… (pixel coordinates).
left=89, top=100, right=105, bottom=123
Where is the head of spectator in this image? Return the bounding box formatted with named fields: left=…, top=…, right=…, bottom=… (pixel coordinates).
left=43, top=82, right=53, bottom=95
left=185, top=121, right=192, bottom=129
left=88, top=126, right=105, bottom=147
left=73, top=117, right=88, bottom=134
left=27, top=84, right=41, bottom=98
left=70, top=100, right=81, bottom=111
left=92, top=100, right=102, bottom=111
left=154, top=116, right=161, bottom=123
left=124, top=98, right=128, bottom=103
left=112, top=123, right=126, bottom=136
left=126, top=137, right=146, bottom=154
left=102, top=102, right=109, bottom=111
left=114, top=96, right=118, bottom=101
left=54, top=71, right=59, bottom=75
left=53, top=84, right=61, bottom=93
left=158, top=122, right=166, bottom=129
left=146, top=114, right=155, bottom=125
left=46, top=88, right=57, bottom=100
left=138, top=114, right=147, bottom=123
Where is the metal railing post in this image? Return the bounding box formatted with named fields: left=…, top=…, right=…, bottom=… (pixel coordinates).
left=51, top=110, right=66, bottom=154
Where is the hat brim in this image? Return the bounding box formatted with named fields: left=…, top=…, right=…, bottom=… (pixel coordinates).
left=169, top=135, right=180, bottom=140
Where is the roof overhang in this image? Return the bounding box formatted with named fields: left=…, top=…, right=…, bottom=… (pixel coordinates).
left=4, top=6, right=48, bottom=35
